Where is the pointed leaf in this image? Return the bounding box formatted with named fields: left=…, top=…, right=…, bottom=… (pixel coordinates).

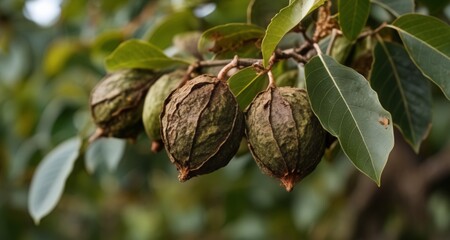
left=305, top=54, right=394, bottom=185
left=338, top=0, right=370, bottom=41
left=371, top=0, right=414, bottom=17
left=198, top=23, right=264, bottom=56
left=105, top=40, right=189, bottom=71
left=85, top=138, right=126, bottom=173
left=261, top=0, right=325, bottom=66
left=370, top=41, right=431, bottom=152
left=390, top=14, right=450, bottom=100
left=28, top=137, right=82, bottom=224
left=228, top=67, right=268, bottom=110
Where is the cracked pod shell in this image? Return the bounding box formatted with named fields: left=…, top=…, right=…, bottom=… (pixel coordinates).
left=160, top=74, right=244, bottom=181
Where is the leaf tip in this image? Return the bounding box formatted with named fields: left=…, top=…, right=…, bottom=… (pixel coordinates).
left=375, top=178, right=382, bottom=187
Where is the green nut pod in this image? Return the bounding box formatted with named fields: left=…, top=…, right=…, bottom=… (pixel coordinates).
left=90, top=69, right=159, bottom=140
left=142, top=70, right=184, bottom=152
left=160, top=74, right=244, bottom=181
left=245, top=87, right=327, bottom=191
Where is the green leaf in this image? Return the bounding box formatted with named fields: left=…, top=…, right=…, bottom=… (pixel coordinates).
left=371, top=0, right=414, bottom=17
left=145, top=11, right=200, bottom=50
left=105, top=40, right=189, bottom=71
left=228, top=67, right=268, bottom=110
left=305, top=54, right=394, bottom=185
left=85, top=138, right=126, bottom=173
left=338, top=0, right=370, bottom=41
left=28, top=137, right=82, bottom=224
left=198, top=23, right=265, bottom=56
left=370, top=41, right=431, bottom=152
left=261, top=0, right=325, bottom=66
left=390, top=14, right=450, bottom=100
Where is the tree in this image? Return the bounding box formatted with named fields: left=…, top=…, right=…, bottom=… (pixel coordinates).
left=1, top=0, right=449, bottom=239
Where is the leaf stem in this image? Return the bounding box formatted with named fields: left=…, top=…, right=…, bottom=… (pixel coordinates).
left=326, top=28, right=340, bottom=55
left=267, top=70, right=276, bottom=88
left=218, top=55, right=240, bottom=80
left=313, top=43, right=323, bottom=55
left=357, top=22, right=388, bottom=40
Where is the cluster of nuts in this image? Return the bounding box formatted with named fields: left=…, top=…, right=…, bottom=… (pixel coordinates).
left=90, top=68, right=327, bottom=191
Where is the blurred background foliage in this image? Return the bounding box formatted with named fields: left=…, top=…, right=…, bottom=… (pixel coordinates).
left=1, top=0, right=450, bottom=239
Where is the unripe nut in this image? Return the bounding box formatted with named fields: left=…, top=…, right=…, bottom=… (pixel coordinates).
left=142, top=70, right=185, bottom=151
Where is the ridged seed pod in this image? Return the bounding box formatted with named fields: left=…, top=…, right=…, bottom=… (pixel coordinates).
left=90, top=69, right=159, bottom=139
left=245, top=87, right=327, bottom=191
left=160, top=75, right=244, bottom=181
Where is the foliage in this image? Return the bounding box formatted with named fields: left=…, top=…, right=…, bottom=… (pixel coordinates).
left=1, top=0, right=450, bottom=239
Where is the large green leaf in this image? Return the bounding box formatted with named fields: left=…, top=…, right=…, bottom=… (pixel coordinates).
left=85, top=138, right=126, bottom=173
left=228, top=67, right=268, bottom=110
left=338, top=0, right=370, bottom=41
left=28, top=137, right=82, bottom=224
left=390, top=14, right=450, bottom=100
left=145, top=11, right=200, bottom=50
left=105, top=40, right=189, bottom=71
left=261, top=0, right=325, bottom=67
left=305, top=54, right=394, bottom=185
left=198, top=23, right=264, bottom=56
left=370, top=41, right=431, bottom=152
left=371, top=0, right=414, bottom=17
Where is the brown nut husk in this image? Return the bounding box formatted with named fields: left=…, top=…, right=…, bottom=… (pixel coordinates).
left=90, top=69, right=160, bottom=139
left=142, top=70, right=184, bottom=152
left=160, top=74, right=244, bottom=181
left=245, top=86, right=327, bottom=191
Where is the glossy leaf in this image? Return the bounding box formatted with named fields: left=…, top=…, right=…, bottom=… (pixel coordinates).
left=371, top=0, right=414, bottom=17
left=370, top=41, right=431, bottom=152
left=105, top=40, right=189, bottom=71
left=390, top=14, right=450, bottom=100
left=28, top=137, right=82, bottom=224
left=305, top=54, right=394, bottom=185
left=198, top=23, right=264, bottom=56
left=146, top=11, right=200, bottom=50
left=338, top=0, right=370, bottom=41
left=85, top=138, right=126, bottom=173
left=261, top=0, right=325, bottom=66
left=228, top=67, right=268, bottom=110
